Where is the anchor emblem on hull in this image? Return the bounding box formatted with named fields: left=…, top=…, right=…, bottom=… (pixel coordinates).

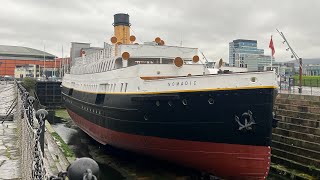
left=235, top=110, right=256, bottom=131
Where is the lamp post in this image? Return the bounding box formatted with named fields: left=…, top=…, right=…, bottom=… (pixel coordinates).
left=298, top=58, right=302, bottom=93
left=276, top=29, right=302, bottom=94
left=43, top=41, right=46, bottom=79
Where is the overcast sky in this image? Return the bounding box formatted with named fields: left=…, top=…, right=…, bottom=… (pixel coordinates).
left=1, top=0, right=320, bottom=62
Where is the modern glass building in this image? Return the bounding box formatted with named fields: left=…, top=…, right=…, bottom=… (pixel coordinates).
left=229, top=39, right=274, bottom=71
left=229, top=39, right=264, bottom=66
left=304, top=64, right=320, bottom=76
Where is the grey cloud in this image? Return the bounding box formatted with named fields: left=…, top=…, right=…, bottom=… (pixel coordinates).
left=1, top=0, right=320, bottom=61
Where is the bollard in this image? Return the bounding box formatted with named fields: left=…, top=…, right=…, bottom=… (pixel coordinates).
left=67, top=157, right=99, bottom=180
left=36, top=109, right=48, bottom=154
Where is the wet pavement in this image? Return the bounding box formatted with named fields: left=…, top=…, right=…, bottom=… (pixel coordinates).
left=0, top=83, right=16, bottom=121
left=0, top=122, right=21, bottom=179
left=0, top=83, right=20, bottom=179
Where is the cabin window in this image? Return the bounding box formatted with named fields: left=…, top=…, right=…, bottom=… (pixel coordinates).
left=108, top=60, right=111, bottom=70
left=95, top=94, right=105, bottom=104
left=110, top=84, right=113, bottom=92
left=99, top=84, right=107, bottom=92
left=106, top=83, right=109, bottom=92
left=124, top=83, right=128, bottom=92
left=113, top=84, right=116, bottom=92
left=112, top=59, right=116, bottom=70
left=68, top=88, right=73, bottom=96
left=120, top=83, right=124, bottom=92
left=114, top=58, right=123, bottom=69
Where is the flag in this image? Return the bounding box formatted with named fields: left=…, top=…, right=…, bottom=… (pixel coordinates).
left=269, top=36, right=275, bottom=57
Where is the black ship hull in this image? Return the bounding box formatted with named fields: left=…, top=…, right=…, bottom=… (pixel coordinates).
left=62, top=86, right=276, bottom=179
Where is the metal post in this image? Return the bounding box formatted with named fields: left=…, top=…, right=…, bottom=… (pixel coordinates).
left=43, top=43, right=46, bottom=78
left=299, top=58, right=302, bottom=93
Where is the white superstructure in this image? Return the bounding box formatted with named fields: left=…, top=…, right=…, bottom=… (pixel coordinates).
left=63, top=43, right=277, bottom=95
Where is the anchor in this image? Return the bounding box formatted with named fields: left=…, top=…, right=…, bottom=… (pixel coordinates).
left=235, top=110, right=256, bottom=131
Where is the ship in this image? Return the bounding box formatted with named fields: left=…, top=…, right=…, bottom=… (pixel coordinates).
left=62, top=13, right=278, bottom=179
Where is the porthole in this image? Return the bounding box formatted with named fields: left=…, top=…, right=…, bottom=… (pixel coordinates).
left=182, top=99, right=187, bottom=106
left=208, top=98, right=214, bottom=105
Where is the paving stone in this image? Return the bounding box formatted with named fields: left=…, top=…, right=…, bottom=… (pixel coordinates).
left=0, top=160, right=20, bottom=179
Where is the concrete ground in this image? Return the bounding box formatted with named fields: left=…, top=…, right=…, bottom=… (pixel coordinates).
left=0, top=122, right=21, bottom=180
left=0, top=82, right=70, bottom=179
left=0, top=82, right=20, bottom=179
left=0, top=82, right=16, bottom=121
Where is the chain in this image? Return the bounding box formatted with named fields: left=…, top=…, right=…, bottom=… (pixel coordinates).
left=27, top=97, right=35, bottom=127
left=15, top=80, right=47, bottom=180
left=32, top=111, right=46, bottom=179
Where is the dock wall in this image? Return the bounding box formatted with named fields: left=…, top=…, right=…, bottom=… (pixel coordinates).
left=272, top=93, right=320, bottom=179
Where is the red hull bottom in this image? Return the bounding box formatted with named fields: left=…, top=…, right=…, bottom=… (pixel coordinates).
left=67, top=109, right=270, bottom=179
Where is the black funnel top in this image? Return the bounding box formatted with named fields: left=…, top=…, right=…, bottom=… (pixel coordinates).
left=113, top=13, right=130, bottom=26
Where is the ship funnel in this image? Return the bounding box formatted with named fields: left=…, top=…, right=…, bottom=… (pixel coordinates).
left=214, top=58, right=223, bottom=69
left=113, top=13, right=131, bottom=44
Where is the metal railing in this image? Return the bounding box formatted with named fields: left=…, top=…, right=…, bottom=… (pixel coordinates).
left=16, top=81, right=47, bottom=180
left=16, top=80, right=99, bottom=180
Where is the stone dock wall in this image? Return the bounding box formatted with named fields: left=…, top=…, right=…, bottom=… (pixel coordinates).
left=272, top=93, right=320, bottom=179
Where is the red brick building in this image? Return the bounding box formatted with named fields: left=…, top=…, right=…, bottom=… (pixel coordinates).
left=0, top=45, right=69, bottom=77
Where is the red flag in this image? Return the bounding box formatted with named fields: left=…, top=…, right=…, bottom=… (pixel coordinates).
left=269, top=36, right=275, bottom=57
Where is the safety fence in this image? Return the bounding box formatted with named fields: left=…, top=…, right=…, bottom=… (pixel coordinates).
left=16, top=80, right=99, bottom=180
left=16, top=81, right=47, bottom=180
left=279, top=85, right=320, bottom=96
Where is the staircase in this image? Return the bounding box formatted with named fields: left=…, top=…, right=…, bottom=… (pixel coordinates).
left=272, top=93, right=320, bottom=179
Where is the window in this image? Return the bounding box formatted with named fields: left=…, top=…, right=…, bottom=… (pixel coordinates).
left=103, top=62, right=107, bottom=71
left=99, top=84, right=107, bottom=92
left=95, top=94, right=105, bottom=104
left=120, top=83, right=124, bottom=92
left=124, top=83, right=128, bottom=92
left=106, top=83, right=110, bottom=92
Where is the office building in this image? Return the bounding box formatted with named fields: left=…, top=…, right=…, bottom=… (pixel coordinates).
left=229, top=39, right=274, bottom=71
